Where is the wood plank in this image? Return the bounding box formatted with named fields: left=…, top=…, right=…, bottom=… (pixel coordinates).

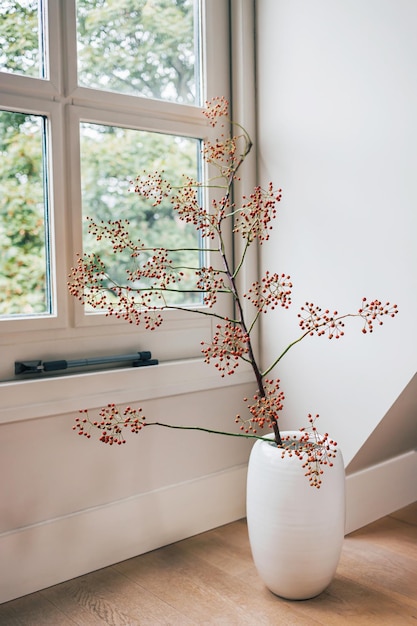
left=389, top=500, right=417, bottom=525
left=115, top=535, right=322, bottom=625
left=42, top=568, right=193, bottom=626
left=0, top=593, right=76, bottom=626
left=0, top=502, right=415, bottom=625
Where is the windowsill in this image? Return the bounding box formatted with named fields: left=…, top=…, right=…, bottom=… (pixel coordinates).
left=0, top=358, right=255, bottom=425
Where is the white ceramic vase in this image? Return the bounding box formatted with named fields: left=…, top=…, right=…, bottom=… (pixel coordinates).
left=246, top=431, right=345, bottom=600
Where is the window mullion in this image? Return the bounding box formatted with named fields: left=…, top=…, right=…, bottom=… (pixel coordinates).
left=46, top=0, right=64, bottom=95
left=59, top=0, right=78, bottom=98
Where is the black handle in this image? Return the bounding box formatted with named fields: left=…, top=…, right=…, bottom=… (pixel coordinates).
left=15, top=351, right=155, bottom=375
left=43, top=360, right=68, bottom=372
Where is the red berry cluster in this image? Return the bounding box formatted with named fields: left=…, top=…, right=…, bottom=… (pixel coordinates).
left=202, top=96, right=229, bottom=127
left=244, top=272, right=292, bottom=312
left=280, top=415, right=338, bottom=488
left=131, top=171, right=172, bottom=207
left=358, top=297, right=399, bottom=333
left=67, top=214, right=191, bottom=329
left=73, top=405, right=146, bottom=445
left=196, top=266, right=227, bottom=306
left=236, top=379, right=285, bottom=433
left=233, top=183, right=282, bottom=244
left=67, top=253, right=108, bottom=304
left=202, top=134, right=246, bottom=180
left=86, top=218, right=136, bottom=253
left=201, top=320, right=249, bottom=376
left=105, top=289, right=165, bottom=330
left=298, top=303, right=346, bottom=339
left=127, top=247, right=182, bottom=288
left=171, top=180, right=219, bottom=240
left=202, top=98, right=253, bottom=183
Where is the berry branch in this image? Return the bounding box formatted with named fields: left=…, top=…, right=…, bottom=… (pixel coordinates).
left=68, top=96, right=398, bottom=486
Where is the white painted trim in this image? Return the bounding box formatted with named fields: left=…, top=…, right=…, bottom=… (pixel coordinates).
left=0, top=463, right=247, bottom=604
left=345, top=449, right=417, bottom=535
left=0, top=358, right=254, bottom=424
left=2, top=439, right=415, bottom=602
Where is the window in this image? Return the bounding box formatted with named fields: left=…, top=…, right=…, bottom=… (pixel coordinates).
left=76, top=0, right=199, bottom=103
left=0, top=111, right=51, bottom=316
left=0, top=0, right=231, bottom=380
left=0, top=0, right=46, bottom=79
left=79, top=123, right=201, bottom=308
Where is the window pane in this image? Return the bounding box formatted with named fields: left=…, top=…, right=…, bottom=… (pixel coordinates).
left=76, top=0, right=200, bottom=104
left=0, top=1, right=46, bottom=79
left=0, top=111, right=51, bottom=317
left=80, top=122, right=202, bottom=307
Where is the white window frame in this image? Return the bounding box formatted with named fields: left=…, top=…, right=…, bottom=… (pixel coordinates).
left=0, top=0, right=238, bottom=382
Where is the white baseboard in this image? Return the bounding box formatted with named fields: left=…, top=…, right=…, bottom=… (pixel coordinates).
left=345, top=449, right=417, bottom=535
left=3, top=450, right=416, bottom=603
left=0, top=464, right=248, bottom=604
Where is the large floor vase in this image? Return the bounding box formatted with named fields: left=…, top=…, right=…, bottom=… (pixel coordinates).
left=246, top=431, right=345, bottom=600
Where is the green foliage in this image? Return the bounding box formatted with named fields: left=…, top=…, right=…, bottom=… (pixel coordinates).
left=80, top=123, right=202, bottom=303
left=0, top=111, right=48, bottom=315
left=77, top=0, right=197, bottom=103
left=0, top=0, right=41, bottom=77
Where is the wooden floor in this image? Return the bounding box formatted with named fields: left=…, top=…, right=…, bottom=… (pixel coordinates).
left=1, top=502, right=416, bottom=625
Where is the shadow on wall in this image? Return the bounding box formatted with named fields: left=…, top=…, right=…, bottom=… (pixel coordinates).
left=346, top=372, right=417, bottom=474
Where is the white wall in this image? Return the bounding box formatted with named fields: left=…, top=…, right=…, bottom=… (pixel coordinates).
left=256, top=0, right=417, bottom=464
left=0, top=361, right=254, bottom=602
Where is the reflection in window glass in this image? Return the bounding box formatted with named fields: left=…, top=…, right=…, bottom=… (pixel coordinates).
left=0, top=0, right=46, bottom=79
left=80, top=122, right=202, bottom=306
left=76, top=0, right=200, bottom=104
left=0, top=111, right=51, bottom=317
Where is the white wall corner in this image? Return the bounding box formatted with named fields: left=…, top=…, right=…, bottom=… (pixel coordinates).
left=345, top=449, right=417, bottom=535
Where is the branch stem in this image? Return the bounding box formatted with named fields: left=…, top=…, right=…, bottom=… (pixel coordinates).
left=144, top=421, right=269, bottom=441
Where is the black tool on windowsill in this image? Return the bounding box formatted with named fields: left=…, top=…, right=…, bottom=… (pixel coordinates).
left=14, top=351, right=158, bottom=375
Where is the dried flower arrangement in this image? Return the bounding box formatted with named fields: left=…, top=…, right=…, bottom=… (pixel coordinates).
left=68, top=97, right=398, bottom=487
